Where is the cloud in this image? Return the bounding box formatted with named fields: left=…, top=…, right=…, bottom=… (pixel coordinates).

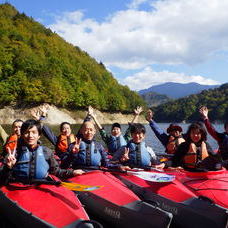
left=120, top=67, right=220, bottom=90
left=127, top=0, right=149, bottom=9
left=49, top=0, right=228, bottom=70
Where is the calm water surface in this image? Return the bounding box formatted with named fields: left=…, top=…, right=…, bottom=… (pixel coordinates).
left=2, top=122, right=222, bottom=153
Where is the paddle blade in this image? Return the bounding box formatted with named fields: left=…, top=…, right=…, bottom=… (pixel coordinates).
left=61, top=182, right=102, bottom=191
left=128, top=171, right=175, bottom=182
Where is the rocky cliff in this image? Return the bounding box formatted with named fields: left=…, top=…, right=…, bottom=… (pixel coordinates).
left=0, top=105, right=146, bottom=125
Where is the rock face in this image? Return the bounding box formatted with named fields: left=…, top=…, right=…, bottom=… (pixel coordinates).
left=0, top=105, right=146, bottom=125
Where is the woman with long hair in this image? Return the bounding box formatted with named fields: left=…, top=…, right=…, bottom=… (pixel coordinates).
left=171, top=122, right=222, bottom=171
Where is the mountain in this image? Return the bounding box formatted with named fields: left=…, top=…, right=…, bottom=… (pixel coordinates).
left=139, top=82, right=219, bottom=99
left=140, top=91, right=171, bottom=107
left=0, top=3, right=145, bottom=111
left=153, top=83, right=228, bottom=122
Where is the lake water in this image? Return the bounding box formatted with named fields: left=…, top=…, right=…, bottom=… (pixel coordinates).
left=101, top=123, right=222, bottom=153
left=1, top=122, right=223, bottom=153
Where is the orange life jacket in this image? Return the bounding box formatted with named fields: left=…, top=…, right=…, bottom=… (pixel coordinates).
left=5, top=134, right=18, bottom=153
left=183, top=141, right=209, bottom=169
left=166, top=136, right=185, bottom=154
left=56, top=134, right=76, bottom=153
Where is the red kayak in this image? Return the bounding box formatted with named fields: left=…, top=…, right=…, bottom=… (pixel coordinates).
left=68, top=170, right=172, bottom=228
left=0, top=179, right=98, bottom=228
left=167, top=168, right=228, bottom=209
left=113, top=169, right=228, bottom=228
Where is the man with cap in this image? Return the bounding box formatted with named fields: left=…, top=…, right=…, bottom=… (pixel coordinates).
left=88, top=106, right=143, bottom=156
left=146, top=109, right=185, bottom=157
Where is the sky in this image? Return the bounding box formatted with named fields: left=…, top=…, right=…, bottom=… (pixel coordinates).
left=2, top=0, right=228, bottom=91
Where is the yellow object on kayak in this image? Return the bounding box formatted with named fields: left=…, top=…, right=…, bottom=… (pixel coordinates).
left=160, top=157, right=168, bottom=162
left=61, top=181, right=103, bottom=191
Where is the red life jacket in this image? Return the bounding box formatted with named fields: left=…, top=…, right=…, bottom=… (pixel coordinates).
left=183, top=142, right=209, bottom=169
left=56, top=134, right=76, bottom=153
left=5, top=134, right=18, bottom=153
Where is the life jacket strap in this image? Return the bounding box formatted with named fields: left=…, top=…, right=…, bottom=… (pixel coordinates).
left=86, top=144, right=91, bottom=166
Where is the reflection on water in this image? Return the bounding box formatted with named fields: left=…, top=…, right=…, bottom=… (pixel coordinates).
left=1, top=123, right=222, bottom=153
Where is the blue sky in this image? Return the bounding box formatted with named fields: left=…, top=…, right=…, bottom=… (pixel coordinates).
left=2, top=0, right=228, bottom=90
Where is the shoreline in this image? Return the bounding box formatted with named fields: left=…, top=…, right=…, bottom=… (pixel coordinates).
left=0, top=105, right=146, bottom=125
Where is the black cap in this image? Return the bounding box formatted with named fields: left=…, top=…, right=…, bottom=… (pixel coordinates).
left=112, top=122, right=121, bottom=130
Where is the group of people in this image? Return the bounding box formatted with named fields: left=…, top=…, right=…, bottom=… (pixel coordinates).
left=0, top=104, right=227, bottom=185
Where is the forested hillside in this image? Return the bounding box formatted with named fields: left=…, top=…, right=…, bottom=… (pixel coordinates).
left=0, top=3, right=145, bottom=111
left=153, top=83, right=228, bottom=122
left=140, top=91, right=171, bottom=107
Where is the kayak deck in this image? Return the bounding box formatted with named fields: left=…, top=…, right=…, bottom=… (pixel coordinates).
left=0, top=182, right=90, bottom=228
left=68, top=170, right=172, bottom=228
left=114, top=169, right=228, bottom=228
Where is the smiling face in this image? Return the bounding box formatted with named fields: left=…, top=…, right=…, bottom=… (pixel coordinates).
left=61, top=123, right=71, bottom=136
left=22, top=126, right=40, bottom=148
left=190, top=128, right=202, bottom=143
left=12, top=121, right=23, bottom=136
left=131, top=132, right=145, bottom=144
left=81, top=121, right=96, bottom=141
left=111, top=127, right=121, bottom=137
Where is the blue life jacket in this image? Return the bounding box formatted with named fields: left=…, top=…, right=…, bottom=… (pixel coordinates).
left=219, top=133, right=228, bottom=160
left=108, top=135, right=127, bottom=154
left=13, top=146, right=49, bottom=179
left=73, top=141, right=102, bottom=166
left=127, top=141, right=152, bottom=168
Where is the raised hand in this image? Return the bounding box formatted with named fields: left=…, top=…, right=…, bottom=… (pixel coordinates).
left=39, top=103, right=50, bottom=117
left=134, top=106, right=143, bottom=115
left=131, top=106, right=143, bottom=123
left=31, top=108, right=41, bottom=121
left=6, top=147, right=16, bottom=169
left=146, top=109, right=154, bottom=122
left=87, top=106, right=102, bottom=129
left=88, top=106, right=95, bottom=118
left=6, top=147, right=16, bottom=156
left=72, top=137, right=81, bottom=154
left=199, top=106, right=208, bottom=119
left=120, top=147, right=130, bottom=162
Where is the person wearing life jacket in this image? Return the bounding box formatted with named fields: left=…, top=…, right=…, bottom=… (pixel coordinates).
left=171, top=122, right=221, bottom=171
left=42, top=122, right=77, bottom=162
left=146, top=109, right=185, bottom=160
left=30, top=105, right=77, bottom=164
left=0, top=119, right=84, bottom=185
left=88, top=106, right=143, bottom=156
left=200, top=106, right=228, bottom=169
left=2, top=119, right=24, bottom=156
left=112, top=123, right=165, bottom=170
left=55, top=122, right=76, bottom=153
left=63, top=120, right=112, bottom=169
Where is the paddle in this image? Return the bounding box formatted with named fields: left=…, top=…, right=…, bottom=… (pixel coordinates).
left=79, top=166, right=175, bottom=183
left=28, top=179, right=102, bottom=191
left=125, top=171, right=175, bottom=182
